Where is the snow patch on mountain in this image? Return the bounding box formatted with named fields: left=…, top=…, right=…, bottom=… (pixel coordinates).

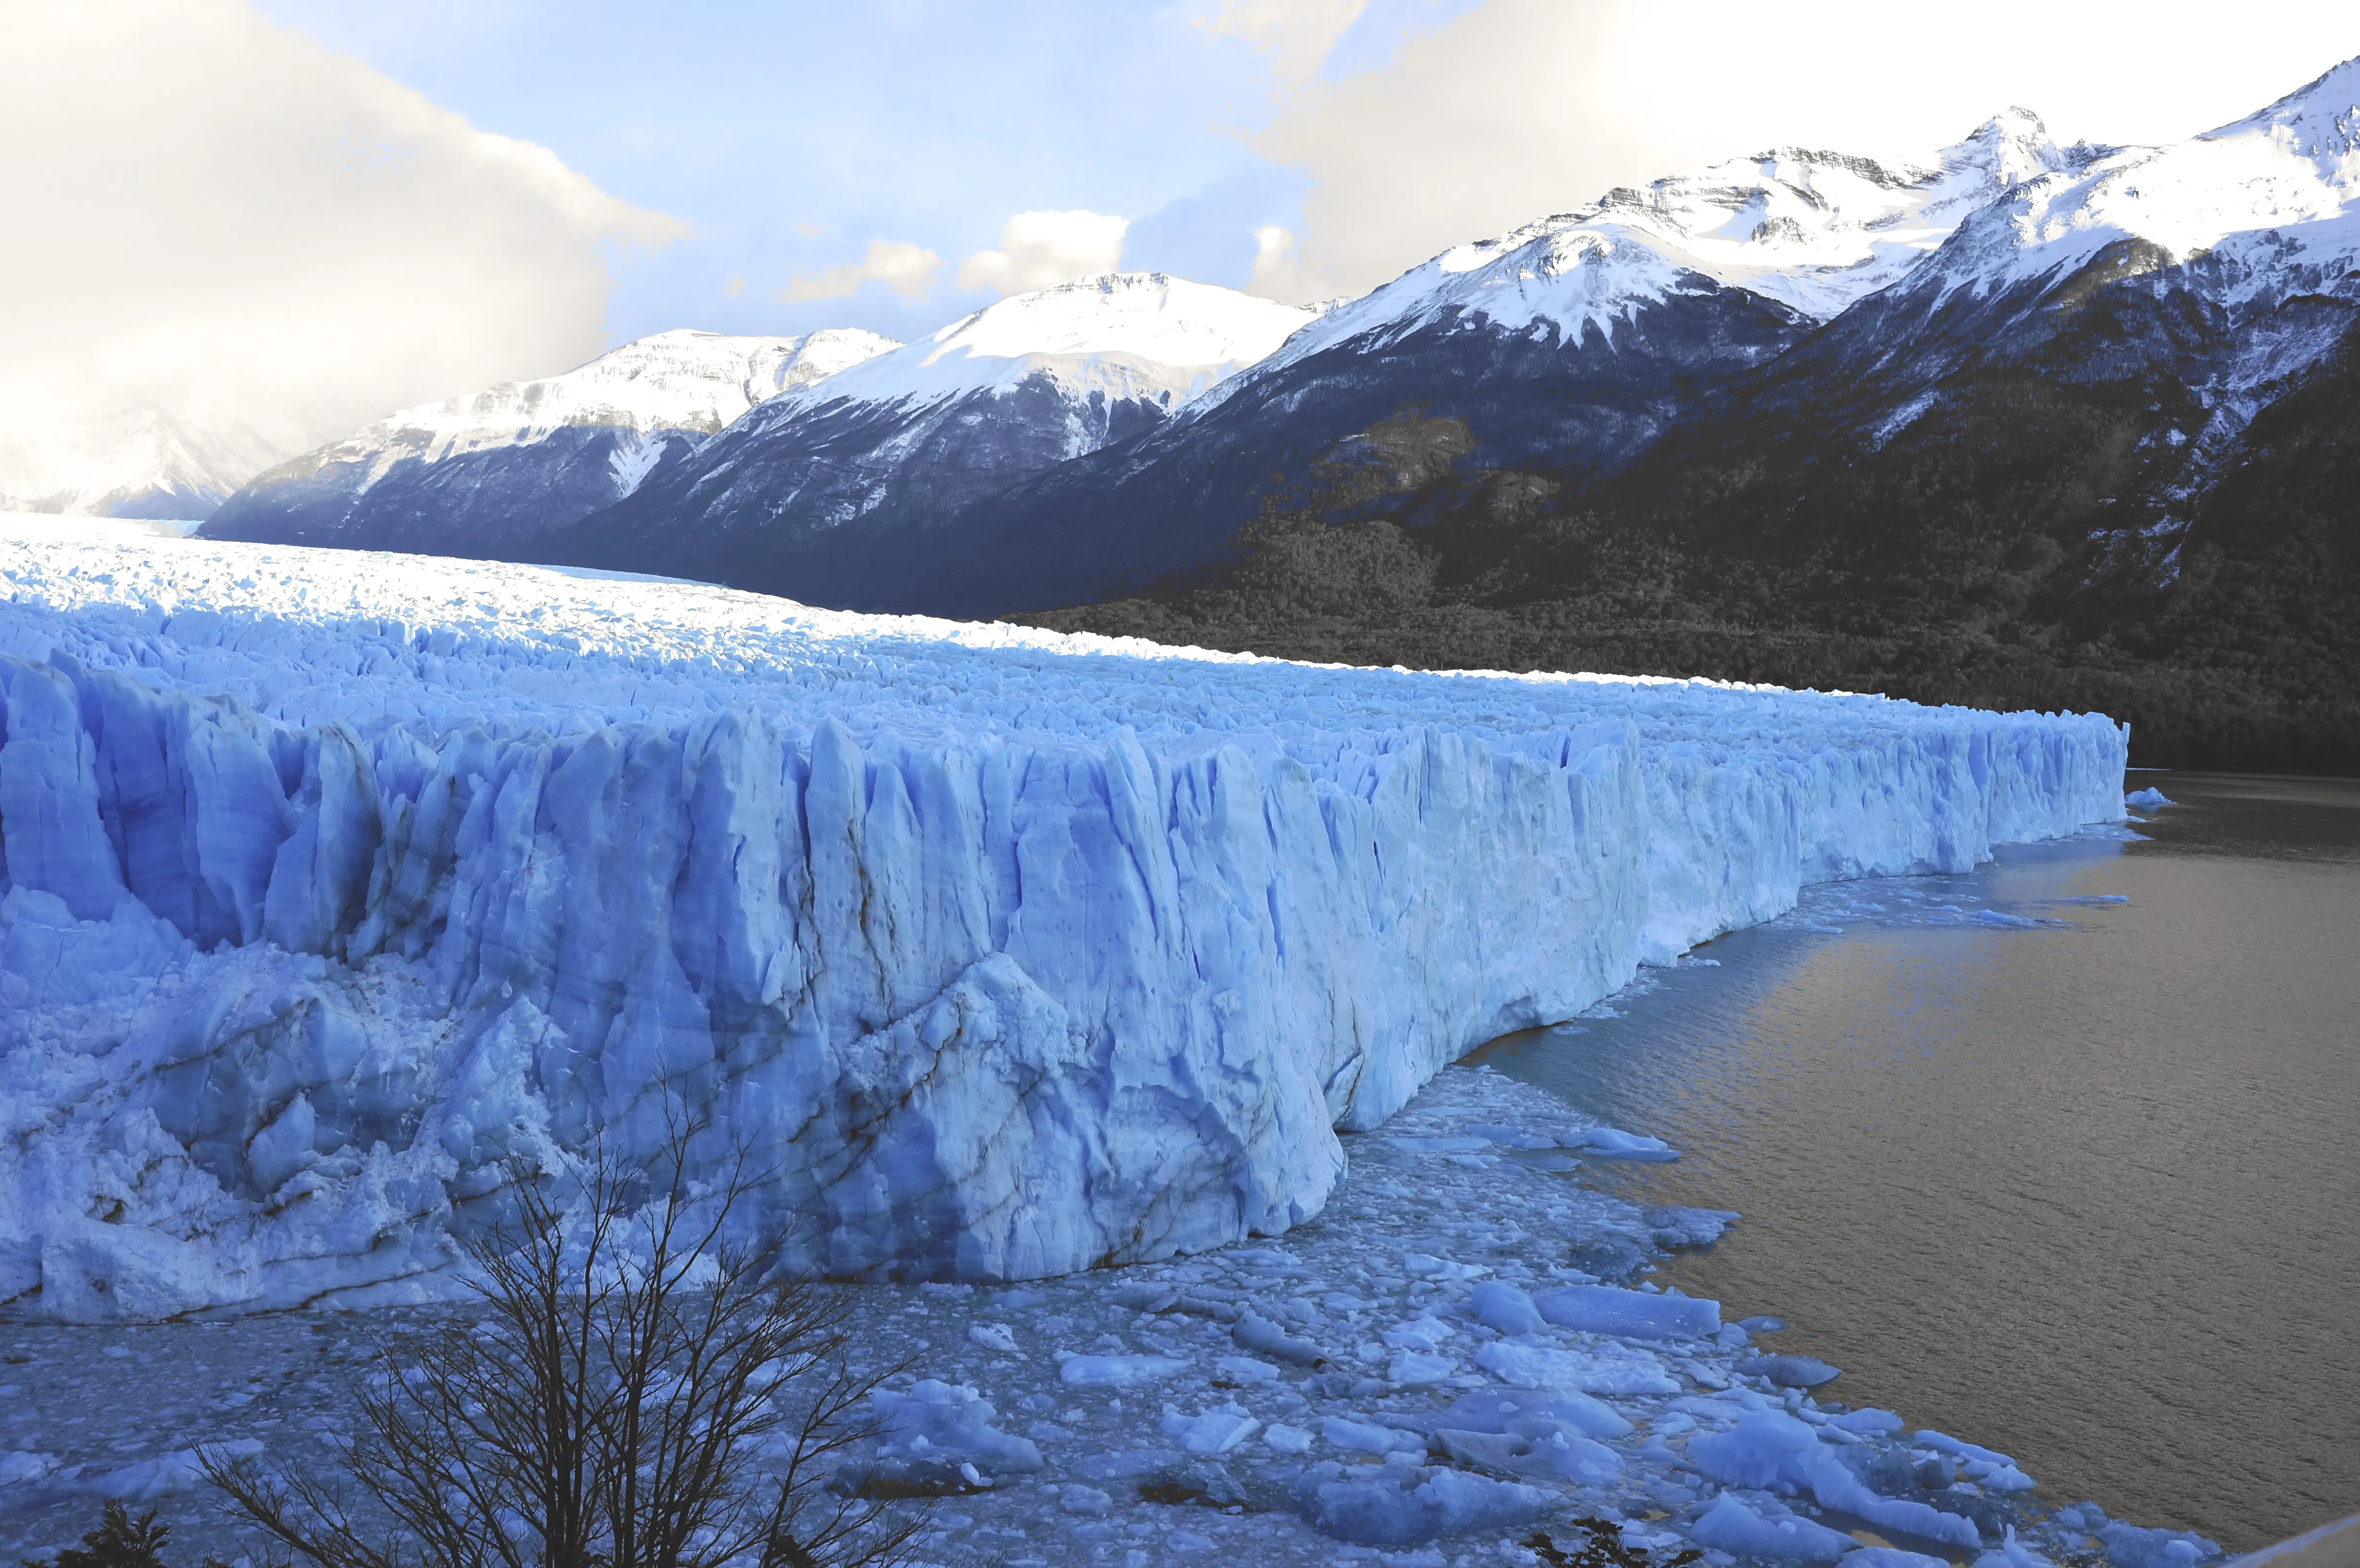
left=1935, top=56, right=2360, bottom=300
left=283, top=328, right=900, bottom=495
left=779, top=273, right=1315, bottom=418
left=1195, top=112, right=2078, bottom=416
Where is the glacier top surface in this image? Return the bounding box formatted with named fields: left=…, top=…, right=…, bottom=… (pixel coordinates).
left=1923, top=54, right=2360, bottom=300
left=771, top=272, right=1318, bottom=416
left=0, top=520, right=2108, bottom=761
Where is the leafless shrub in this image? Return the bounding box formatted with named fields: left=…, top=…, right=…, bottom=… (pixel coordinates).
left=202, top=1132, right=921, bottom=1568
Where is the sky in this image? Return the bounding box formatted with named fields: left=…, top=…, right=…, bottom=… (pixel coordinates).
left=4, top=0, right=2357, bottom=492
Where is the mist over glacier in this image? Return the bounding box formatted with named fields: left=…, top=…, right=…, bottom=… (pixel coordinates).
left=0, top=521, right=2124, bottom=1321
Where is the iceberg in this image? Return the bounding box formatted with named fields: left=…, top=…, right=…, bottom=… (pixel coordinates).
left=0, top=524, right=2128, bottom=1318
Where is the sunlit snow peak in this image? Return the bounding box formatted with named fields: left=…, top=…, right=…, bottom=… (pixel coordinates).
left=1193, top=110, right=2074, bottom=414
left=1925, top=53, right=2360, bottom=303
left=780, top=272, right=1319, bottom=412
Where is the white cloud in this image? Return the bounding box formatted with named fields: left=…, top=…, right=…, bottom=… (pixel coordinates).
left=0, top=0, right=683, bottom=505
left=1194, top=0, right=1372, bottom=84
left=1246, top=224, right=1322, bottom=302
left=782, top=240, right=946, bottom=304
left=1238, top=0, right=2360, bottom=303
left=956, top=211, right=1130, bottom=298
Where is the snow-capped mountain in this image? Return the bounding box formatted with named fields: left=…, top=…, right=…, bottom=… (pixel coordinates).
left=1679, top=56, right=2360, bottom=548
left=202, top=328, right=897, bottom=557
left=0, top=406, right=287, bottom=520
left=542, top=273, right=1315, bottom=598
left=1212, top=110, right=2085, bottom=404
left=839, top=115, right=2096, bottom=618
left=1940, top=61, right=2360, bottom=302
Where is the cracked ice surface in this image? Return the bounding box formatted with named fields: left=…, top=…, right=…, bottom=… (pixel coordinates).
left=0, top=521, right=2126, bottom=1317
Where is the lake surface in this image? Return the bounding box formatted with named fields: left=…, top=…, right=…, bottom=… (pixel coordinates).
left=1471, top=772, right=2360, bottom=1553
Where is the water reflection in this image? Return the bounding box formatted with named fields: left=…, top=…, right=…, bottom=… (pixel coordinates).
left=1470, top=773, right=2360, bottom=1551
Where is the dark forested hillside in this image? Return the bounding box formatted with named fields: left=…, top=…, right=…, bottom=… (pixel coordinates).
left=1022, top=321, right=2360, bottom=772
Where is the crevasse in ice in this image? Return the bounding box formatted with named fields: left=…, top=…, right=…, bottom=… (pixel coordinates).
left=0, top=524, right=2128, bottom=1320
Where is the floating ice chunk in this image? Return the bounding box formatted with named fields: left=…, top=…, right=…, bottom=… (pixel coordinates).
left=1470, top=1281, right=1547, bottom=1335
left=1976, top=1527, right=2059, bottom=1568
left=1389, top=1351, right=1455, bottom=1385
left=2100, top=1521, right=2222, bottom=1568
left=1523, top=1429, right=1623, bottom=1484
left=1825, top=1408, right=1901, bottom=1434
left=1689, top=1409, right=1823, bottom=1488
left=1293, top=1462, right=1545, bottom=1545
left=967, top=1321, right=1019, bottom=1354
left=1403, top=1251, right=1490, bottom=1279
left=1166, top=1531, right=1216, bottom=1553
left=1740, top=1353, right=1841, bottom=1387
left=1740, top=1315, right=1788, bottom=1332
left=1069, top=1448, right=1184, bottom=1481
left=0, top=1450, right=60, bottom=1485
left=1434, top=1388, right=1633, bottom=1440
left=1322, top=1416, right=1426, bottom=1455
left=1213, top=1355, right=1280, bottom=1384
left=1057, top=1354, right=1189, bottom=1388
left=1968, top=1460, right=2038, bottom=1492
left=1465, top=1123, right=1560, bottom=1150
left=1644, top=1206, right=1740, bottom=1250
left=1849, top=1550, right=1954, bottom=1568
left=1571, top=1127, right=1680, bottom=1161
left=1973, top=909, right=2043, bottom=928
left=868, top=1380, right=1043, bottom=1474
left=1687, top=1492, right=1858, bottom=1562
left=1263, top=1423, right=1314, bottom=1454
left=1694, top=1411, right=1981, bottom=1550
left=1160, top=1402, right=1261, bottom=1455
left=1382, top=1316, right=1458, bottom=1352
left=1475, top=1338, right=1680, bottom=1396
left=1913, top=1430, right=2018, bottom=1468
left=1232, top=1310, right=1325, bottom=1365
left=1437, top=1425, right=1623, bottom=1484
left=1059, top=1483, right=1113, bottom=1517
left=1535, top=1284, right=1721, bottom=1339
left=2125, top=788, right=2175, bottom=808
left=1388, top=1136, right=1493, bottom=1155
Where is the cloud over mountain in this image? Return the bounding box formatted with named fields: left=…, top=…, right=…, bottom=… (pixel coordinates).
left=0, top=0, right=680, bottom=509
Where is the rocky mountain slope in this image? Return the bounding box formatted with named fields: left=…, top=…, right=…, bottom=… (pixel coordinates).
left=540, top=273, right=1315, bottom=600
left=664, top=114, right=2085, bottom=616
left=202, top=328, right=897, bottom=558
left=1031, top=60, right=2360, bottom=769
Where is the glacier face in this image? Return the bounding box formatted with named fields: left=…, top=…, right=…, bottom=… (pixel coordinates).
left=0, top=523, right=2127, bottom=1319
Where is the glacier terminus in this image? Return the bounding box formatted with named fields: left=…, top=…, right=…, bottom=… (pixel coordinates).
left=0, top=519, right=2126, bottom=1322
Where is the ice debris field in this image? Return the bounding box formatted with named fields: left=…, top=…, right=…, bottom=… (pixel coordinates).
left=0, top=516, right=2127, bottom=1322
left=0, top=1068, right=2218, bottom=1568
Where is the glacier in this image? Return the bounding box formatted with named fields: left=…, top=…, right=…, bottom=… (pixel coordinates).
left=0, top=519, right=2126, bottom=1320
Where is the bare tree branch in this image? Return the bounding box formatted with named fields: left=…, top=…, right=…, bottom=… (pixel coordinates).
left=204, top=1120, right=924, bottom=1568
